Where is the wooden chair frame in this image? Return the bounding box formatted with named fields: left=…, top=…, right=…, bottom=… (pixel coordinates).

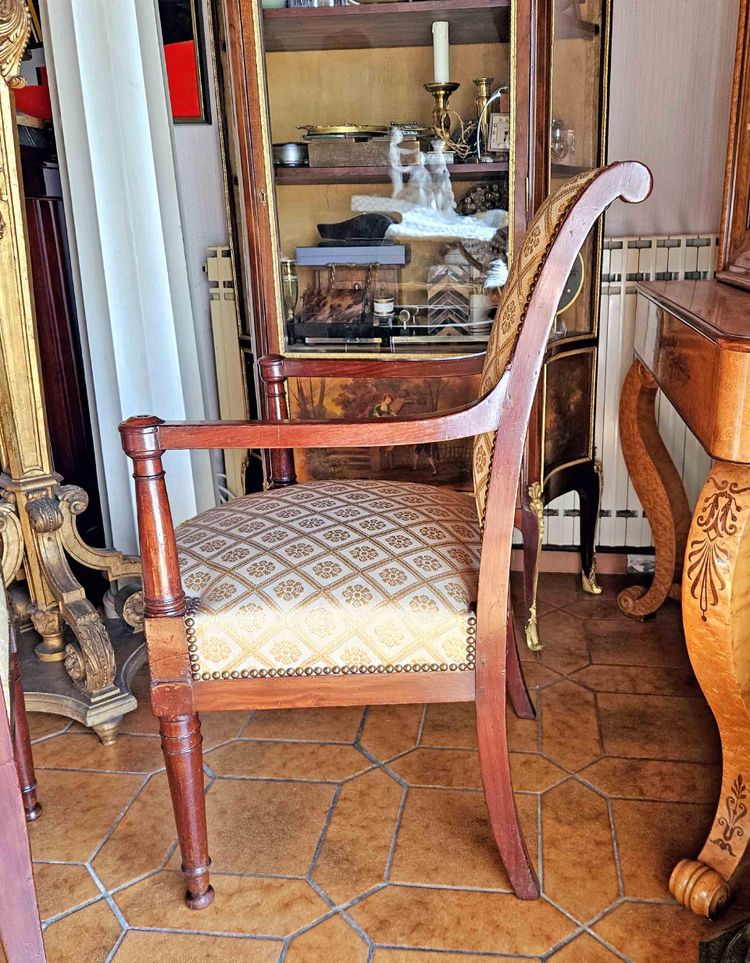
left=1, top=628, right=45, bottom=962
left=120, top=162, right=651, bottom=911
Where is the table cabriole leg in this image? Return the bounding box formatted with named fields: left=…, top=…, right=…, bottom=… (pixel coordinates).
left=617, top=361, right=691, bottom=619
left=670, top=461, right=750, bottom=917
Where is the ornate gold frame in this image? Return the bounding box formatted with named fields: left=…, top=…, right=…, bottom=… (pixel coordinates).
left=0, top=1, right=144, bottom=743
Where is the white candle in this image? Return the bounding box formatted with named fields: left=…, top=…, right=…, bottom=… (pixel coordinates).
left=432, top=21, right=450, bottom=84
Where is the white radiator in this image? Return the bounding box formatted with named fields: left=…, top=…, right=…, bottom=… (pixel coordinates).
left=542, top=233, right=717, bottom=550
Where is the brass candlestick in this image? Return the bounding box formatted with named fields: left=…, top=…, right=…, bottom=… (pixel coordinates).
left=424, top=81, right=460, bottom=147
left=474, top=76, right=494, bottom=162
left=281, top=258, right=298, bottom=322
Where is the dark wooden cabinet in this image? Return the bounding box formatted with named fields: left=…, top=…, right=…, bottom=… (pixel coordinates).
left=21, top=147, right=106, bottom=598
left=216, top=0, right=610, bottom=648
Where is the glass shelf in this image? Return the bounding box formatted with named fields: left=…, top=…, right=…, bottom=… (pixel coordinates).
left=274, top=160, right=508, bottom=185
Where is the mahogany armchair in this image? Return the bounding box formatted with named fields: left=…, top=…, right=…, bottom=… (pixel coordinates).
left=120, top=161, right=651, bottom=911
left=0, top=591, right=46, bottom=962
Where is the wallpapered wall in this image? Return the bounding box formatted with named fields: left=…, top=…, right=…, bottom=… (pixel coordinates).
left=605, top=0, right=739, bottom=238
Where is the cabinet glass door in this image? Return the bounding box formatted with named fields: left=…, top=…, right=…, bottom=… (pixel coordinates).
left=260, top=0, right=515, bottom=357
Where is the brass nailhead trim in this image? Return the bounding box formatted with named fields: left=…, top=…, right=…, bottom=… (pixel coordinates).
left=183, top=600, right=477, bottom=682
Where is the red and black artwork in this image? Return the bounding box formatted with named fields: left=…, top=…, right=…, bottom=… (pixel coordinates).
left=158, top=0, right=211, bottom=123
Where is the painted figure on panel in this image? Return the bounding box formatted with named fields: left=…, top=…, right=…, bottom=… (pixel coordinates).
left=289, top=376, right=480, bottom=488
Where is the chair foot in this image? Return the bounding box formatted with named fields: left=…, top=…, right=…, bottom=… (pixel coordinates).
left=10, top=648, right=43, bottom=823
left=181, top=859, right=214, bottom=909
left=24, top=799, right=42, bottom=822
left=185, top=883, right=215, bottom=910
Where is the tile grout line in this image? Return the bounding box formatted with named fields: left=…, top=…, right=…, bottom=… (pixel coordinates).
left=30, top=578, right=718, bottom=961
left=82, top=772, right=154, bottom=865
left=384, top=785, right=409, bottom=882
left=416, top=703, right=429, bottom=746
left=306, top=783, right=342, bottom=879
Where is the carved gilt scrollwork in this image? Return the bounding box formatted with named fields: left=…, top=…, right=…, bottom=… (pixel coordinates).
left=17, top=482, right=118, bottom=690
left=0, top=478, right=141, bottom=691
left=26, top=493, right=64, bottom=533
left=0, top=496, right=23, bottom=585
left=28, top=604, right=63, bottom=642
left=58, top=484, right=142, bottom=582
left=0, top=0, right=31, bottom=90
left=63, top=611, right=115, bottom=692
left=121, top=589, right=144, bottom=631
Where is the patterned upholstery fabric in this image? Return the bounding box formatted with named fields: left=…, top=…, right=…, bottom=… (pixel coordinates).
left=473, top=168, right=601, bottom=522
left=176, top=480, right=479, bottom=681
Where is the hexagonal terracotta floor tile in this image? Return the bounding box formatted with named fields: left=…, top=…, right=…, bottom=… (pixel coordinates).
left=113, top=931, right=280, bottom=961
left=579, top=757, right=721, bottom=804
left=541, top=778, right=619, bottom=921
left=389, top=787, right=538, bottom=891
left=116, top=869, right=328, bottom=935
left=312, top=768, right=402, bottom=904
left=348, top=885, right=575, bottom=955
left=204, top=739, right=372, bottom=781
left=540, top=680, right=602, bottom=772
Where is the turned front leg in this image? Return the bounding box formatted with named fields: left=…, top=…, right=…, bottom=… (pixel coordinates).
left=161, top=714, right=214, bottom=909
left=120, top=417, right=209, bottom=908
left=670, top=462, right=750, bottom=917
left=9, top=646, right=41, bottom=821
left=617, top=361, right=691, bottom=618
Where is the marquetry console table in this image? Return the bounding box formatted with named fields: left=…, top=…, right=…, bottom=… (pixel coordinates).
left=618, top=278, right=750, bottom=917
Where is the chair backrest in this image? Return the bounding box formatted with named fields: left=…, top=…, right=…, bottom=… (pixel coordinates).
left=472, top=167, right=601, bottom=523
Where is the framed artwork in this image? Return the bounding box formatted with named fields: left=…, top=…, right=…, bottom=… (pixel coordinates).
left=12, top=1, right=52, bottom=122
left=288, top=376, right=481, bottom=490
left=158, top=0, right=211, bottom=124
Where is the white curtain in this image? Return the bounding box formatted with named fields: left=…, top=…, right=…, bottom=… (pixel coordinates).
left=40, top=0, right=217, bottom=554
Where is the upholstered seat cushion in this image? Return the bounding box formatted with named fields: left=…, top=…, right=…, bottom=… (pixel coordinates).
left=176, top=480, right=479, bottom=681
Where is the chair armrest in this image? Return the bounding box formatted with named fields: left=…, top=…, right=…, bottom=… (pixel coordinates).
left=131, top=383, right=504, bottom=453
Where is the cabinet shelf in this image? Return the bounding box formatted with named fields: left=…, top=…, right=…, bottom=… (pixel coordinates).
left=274, top=159, right=509, bottom=185
left=262, top=0, right=598, bottom=53
left=262, top=0, right=511, bottom=52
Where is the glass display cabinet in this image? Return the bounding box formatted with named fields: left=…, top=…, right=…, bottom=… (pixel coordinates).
left=215, top=0, right=610, bottom=648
